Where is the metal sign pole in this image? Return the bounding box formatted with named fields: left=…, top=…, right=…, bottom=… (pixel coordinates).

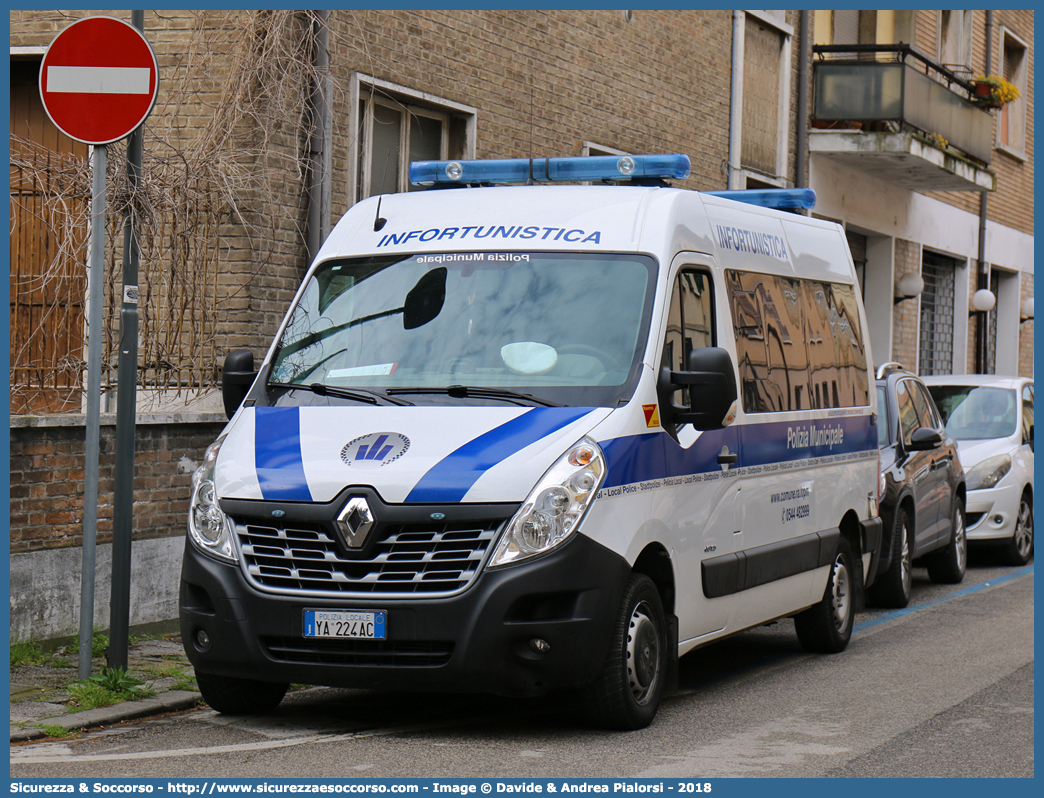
left=79, top=143, right=106, bottom=679
left=40, top=10, right=158, bottom=675
left=107, top=8, right=145, bottom=673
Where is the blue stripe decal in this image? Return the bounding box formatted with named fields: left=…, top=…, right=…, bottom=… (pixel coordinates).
left=255, top=407, right=313, bottom=502
left=601, top=414, right=877, bottom=488
left=405, top=407, right=594, bottom=503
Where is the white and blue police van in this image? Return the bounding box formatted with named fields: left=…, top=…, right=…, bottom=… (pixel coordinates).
left=181, top=154, right=883, bottom=729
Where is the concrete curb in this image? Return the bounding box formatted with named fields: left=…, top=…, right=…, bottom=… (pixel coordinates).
left=11, top=690, right=202, bottom=742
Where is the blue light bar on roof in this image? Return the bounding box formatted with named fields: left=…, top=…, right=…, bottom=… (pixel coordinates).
left=409, top=154, right=691, bottom=186
left=703, top=188, right=817, bottom=210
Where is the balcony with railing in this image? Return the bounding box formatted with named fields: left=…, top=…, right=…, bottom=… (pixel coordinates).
left=811, top=44, right=996, bottom=192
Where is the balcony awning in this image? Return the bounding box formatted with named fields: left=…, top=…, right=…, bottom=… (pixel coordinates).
left=809, top=130, right=995, bottom=192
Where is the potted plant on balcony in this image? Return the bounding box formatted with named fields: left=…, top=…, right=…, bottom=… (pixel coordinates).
left=972, top=75, right=1020, bottom=109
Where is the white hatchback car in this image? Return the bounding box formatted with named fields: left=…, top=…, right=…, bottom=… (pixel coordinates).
left=922, top=375, right=1034, bottom=565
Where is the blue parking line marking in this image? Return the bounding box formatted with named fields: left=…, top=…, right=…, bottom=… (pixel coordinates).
left=854, top=564, right=1034, bottom=635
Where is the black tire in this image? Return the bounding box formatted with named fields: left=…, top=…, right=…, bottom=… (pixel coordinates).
left=927, top=499, right=967, bottom=584
left=583, top=573, right=667, bottom=730
left=196, top=672, right=288, bottom=715
left=1002, top=493, right=1034, bottom=566
left=795, top=537, right=855, bottom=653
left=868, top=508, right=913, bottom=608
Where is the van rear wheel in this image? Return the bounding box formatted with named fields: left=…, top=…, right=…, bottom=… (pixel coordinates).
left=795, top=538, right=855, bottom=653
left=196, top=672, right=288, bottom=715
left=583, top=573, right=667, bottom=730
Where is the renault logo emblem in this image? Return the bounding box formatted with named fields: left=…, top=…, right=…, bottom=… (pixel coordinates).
left=335, top=496, right=375, bottom=549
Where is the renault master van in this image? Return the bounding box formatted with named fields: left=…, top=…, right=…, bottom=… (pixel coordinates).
left=181, top=154, right=882, bottom=729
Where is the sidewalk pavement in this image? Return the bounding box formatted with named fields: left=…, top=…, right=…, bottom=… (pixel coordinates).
left=10, top=636, right=202, bottom=743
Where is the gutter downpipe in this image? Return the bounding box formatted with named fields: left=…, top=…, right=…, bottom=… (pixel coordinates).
left=728, top=10, right=744, bottom=189
left=975, top=11, right=993, bottom=374
left=795, top=11, right=810, bottom=192
left=306, top=10, right=331, bottom=264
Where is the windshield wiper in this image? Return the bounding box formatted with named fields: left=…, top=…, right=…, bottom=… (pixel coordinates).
left=268, top=382, right=414, bottom=406
left=385, top=385, right=564, bottom=407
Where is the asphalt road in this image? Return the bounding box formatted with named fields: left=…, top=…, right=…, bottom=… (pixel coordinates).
left=10, top=558, right=1033, bottom=780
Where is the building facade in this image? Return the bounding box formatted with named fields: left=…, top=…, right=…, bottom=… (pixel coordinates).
left=808, top=9, right=1034, bottom=378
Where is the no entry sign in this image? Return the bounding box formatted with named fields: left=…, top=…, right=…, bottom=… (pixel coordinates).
left=39, top=16, right=159, bottom=145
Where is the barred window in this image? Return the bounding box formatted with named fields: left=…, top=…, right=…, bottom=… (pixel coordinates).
left=918, top=251, right=957, bottom=376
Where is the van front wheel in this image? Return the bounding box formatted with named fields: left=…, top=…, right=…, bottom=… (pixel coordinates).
left=795, top=538, right=855, bottom=654
left=584, top=573, right=667, bottom=730
left=196, top=672, right=288, bottom=715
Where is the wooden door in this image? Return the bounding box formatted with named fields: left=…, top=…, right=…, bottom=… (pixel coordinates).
left=10, top=58, right=90, bottom=413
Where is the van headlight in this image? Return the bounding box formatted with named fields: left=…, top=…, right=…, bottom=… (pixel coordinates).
left=489, top=436, right=606, bottom=567
left=965, top=453, right=1012, bottom=491
left=188, top=437, right=237, bottom=563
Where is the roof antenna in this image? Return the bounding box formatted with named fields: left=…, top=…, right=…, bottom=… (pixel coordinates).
left=373, top=195, right=387, bottom=231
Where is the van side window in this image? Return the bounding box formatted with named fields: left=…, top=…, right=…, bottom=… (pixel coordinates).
left=727, top=269, right=869, bottom=414
left=663, top=270, right=714, bottom=405
left=727, top=270, right=773, bottom=412
left=774, top=277, right=810, bottom=411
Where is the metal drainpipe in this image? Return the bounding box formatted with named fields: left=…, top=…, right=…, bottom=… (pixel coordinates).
left=728, top=10, right=744, bottom=189
left=795, top=10, right=810, bottom=191
left=306, top=10, right=330, bottom=264
left=975, top=11, right=994, bottom=374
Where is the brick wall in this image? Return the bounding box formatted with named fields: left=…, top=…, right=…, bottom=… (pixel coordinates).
left=1018, top=272, right=1034, bottom=377
left=966, top=267, right=980, bottom=374
left=919, top=10, right=1035, bottom=238
left=9, top=416, right=227, bottom=552
left=891, top=238, right=921, bottom=368
left=326, top=9, right=737, bottom=221
left=983, top=10, right=1035, bottom=238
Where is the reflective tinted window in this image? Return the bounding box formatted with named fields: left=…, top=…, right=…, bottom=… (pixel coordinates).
left=727, top=270, right=869, bottom=413
left=663, top=270, right=714, bottom=407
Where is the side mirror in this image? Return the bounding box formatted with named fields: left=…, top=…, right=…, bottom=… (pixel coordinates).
left=221, top=349, right=256, bottom=419
left=907, top=426, right=943, bottom=451
left=659, top=347, right=738, bottom=431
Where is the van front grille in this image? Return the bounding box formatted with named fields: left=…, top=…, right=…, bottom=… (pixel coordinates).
left=261, top=636, right=454, bottom=667
left=234, top=518, right=502, bottom=598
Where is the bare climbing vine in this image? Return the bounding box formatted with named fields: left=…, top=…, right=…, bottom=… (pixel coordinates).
left=10, top=10, right=327, bottom=413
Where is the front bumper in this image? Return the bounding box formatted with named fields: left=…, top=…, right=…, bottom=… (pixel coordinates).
left=965, top=481, right=1021, bottom=542
left=179, top=531, right=630, bottom=697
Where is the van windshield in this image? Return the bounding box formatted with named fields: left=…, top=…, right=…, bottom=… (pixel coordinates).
left=267, top=252, right=656, bottom=407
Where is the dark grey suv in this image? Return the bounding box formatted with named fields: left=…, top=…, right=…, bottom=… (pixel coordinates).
left=872, top=363, right=967, bottom=608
